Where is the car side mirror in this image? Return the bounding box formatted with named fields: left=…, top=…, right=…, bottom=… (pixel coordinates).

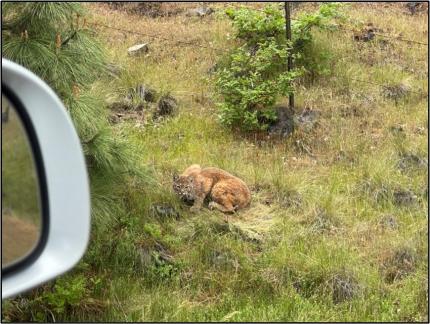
left=1, top=59, right=91, bottom=299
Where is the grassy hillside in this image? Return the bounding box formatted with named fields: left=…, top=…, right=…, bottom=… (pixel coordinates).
left=3, top=2, right=428, bottom=322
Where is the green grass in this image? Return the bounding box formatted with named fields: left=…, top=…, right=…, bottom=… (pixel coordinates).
left=2, top=2, right=428, bottom=322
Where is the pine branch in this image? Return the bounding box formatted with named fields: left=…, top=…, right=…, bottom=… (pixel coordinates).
left=61, top=30, right=77, bottom=47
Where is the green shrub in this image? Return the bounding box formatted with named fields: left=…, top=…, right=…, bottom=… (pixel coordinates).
left=215, top=3, right=345, bottom=131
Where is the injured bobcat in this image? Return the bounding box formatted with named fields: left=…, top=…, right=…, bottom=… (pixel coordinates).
left=173, top=164, right=251, bottom=213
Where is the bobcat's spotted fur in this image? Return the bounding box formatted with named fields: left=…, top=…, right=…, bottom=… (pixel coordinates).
left=173, top=164, right=251, bottom=213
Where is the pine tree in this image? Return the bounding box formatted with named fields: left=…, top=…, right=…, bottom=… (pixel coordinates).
left=2, top=2, right=148, bottom=187
left=1, top=4, right=151, bottom=315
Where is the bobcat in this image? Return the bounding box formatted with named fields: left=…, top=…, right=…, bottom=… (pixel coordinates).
left=173, top=164, right=251, bottom=213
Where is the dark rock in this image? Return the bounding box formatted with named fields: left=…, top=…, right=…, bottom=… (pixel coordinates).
left=268, top=106, right=320, bottom=138
left=107, top=100, right=145, bottom=124
left=354, top=30, right=375, bottom=42
left=295, top=108, right=320, bottom=132
left=150, top=204, right=180, bottom=219
left=292, top=273, right=325, bottom=298
left=379, top=214, right=399, bottom=230
left=382, top=83, right=411, bottom=100
left=268, top=105, right=295, bottom=138
left=406, top=2, right=427, bottom=15
left=108, top=100, right=134, bottom=112
left=393, top=189, right=417, bottom=206
left=353, top=23, right=383, bottom=42
left=397, top=153, right=428, bottom=172
left=186, top=7, right=214, bottom=17
left=155, top=94, right=178, bottom=118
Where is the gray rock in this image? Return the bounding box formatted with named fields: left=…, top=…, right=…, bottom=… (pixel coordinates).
left=155, top=94, right=178, bottom=118
left=393, top=189, right=417, bottom=206
left=295, top=108, right=320, bottom=132
left=382, top=83, right=411, bottom=100
left=268, top=105, right=295, bottom=138
left=268, top=107, right=320, bottom=138
left=397, top=153, right=428, bottom=172
left=406, top=2, right=426, bottom=15
left=186, top=7, right=214, bottom=17
left=128, top=43, right=149, bottom=56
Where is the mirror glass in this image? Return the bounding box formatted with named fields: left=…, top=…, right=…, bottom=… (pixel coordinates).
left=1, top=94, right=42, bottom=269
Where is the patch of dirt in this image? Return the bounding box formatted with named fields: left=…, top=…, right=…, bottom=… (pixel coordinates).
left=2, top=214, right=40, bottom=265
left=108, top=100, right=146, bottom=124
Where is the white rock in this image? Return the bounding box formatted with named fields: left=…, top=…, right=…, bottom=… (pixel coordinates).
left=128, top=43, right=149, bottom=56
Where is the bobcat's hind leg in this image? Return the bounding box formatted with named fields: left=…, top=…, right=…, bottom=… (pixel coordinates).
left=208, top=201, right=234, bottom=213
left=208, top=201, right=234, bottom=223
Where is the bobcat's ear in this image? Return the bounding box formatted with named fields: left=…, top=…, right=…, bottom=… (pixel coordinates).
left=173, top=173, right=179, bottom=182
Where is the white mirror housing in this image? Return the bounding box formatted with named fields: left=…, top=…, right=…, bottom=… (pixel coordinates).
left=1, top=59, right=91, bottom=299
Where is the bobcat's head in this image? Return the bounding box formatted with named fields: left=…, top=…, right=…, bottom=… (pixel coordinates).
left=173, top=174, right=195, bottom=203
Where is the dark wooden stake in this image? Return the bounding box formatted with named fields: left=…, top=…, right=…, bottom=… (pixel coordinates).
left=284, top=1, right=294, bottom=109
